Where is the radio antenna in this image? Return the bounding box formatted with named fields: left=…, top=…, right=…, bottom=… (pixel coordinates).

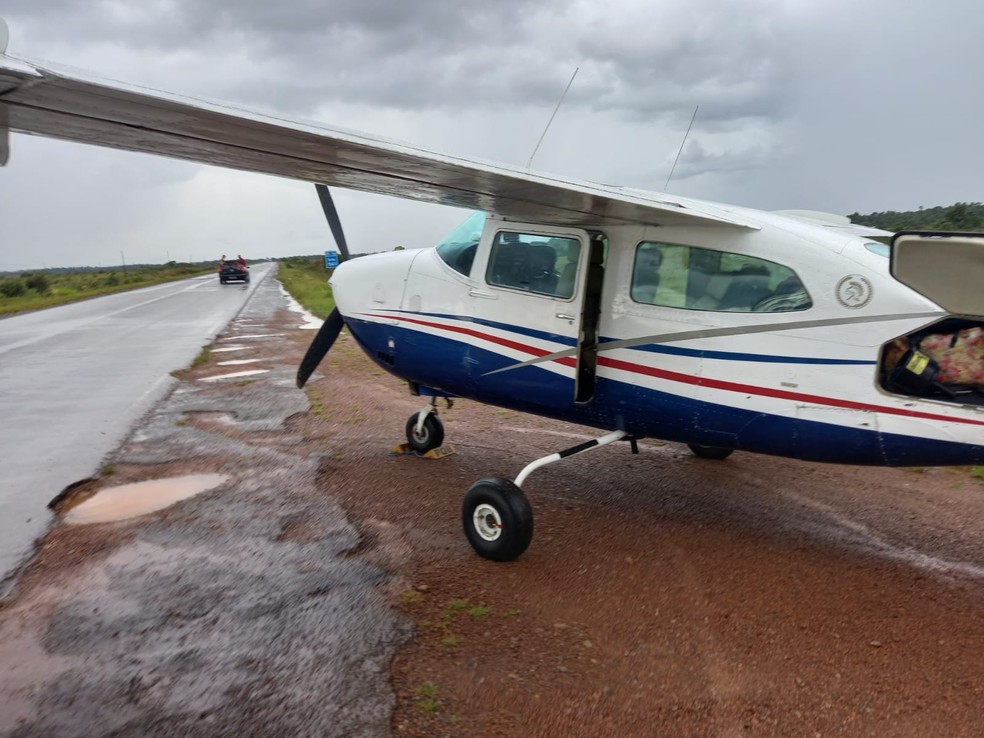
left=664, top=104, right=699, bottom=191
left=526, top=66, right=579, bottom=171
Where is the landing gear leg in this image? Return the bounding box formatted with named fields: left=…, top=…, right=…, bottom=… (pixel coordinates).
left=462, top=430, right=628, bottom=561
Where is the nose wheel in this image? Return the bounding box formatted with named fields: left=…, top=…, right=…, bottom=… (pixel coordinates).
left=405, top=410, right=445, bottom=454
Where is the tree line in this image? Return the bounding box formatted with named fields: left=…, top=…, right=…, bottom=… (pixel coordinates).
left=849, top=202, right=984, bottom=232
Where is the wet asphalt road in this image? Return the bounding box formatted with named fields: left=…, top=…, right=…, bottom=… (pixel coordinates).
left=0, top=265, right=274, bottom=587
left=0, top=273, right=408, bottom=737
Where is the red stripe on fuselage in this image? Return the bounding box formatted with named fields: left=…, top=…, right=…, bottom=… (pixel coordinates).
left=363, top=312, right=577, bottom=367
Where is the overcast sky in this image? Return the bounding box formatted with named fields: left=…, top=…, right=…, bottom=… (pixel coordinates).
left=1, top=0, right=981, bottom=270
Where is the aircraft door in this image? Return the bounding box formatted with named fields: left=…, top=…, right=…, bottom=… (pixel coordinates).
left=471, top=224, right=593, bottom=408
left=891, top=231, right=984, bottom=317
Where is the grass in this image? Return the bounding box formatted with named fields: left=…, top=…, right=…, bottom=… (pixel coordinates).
left=0, top=264, right=212, bottom=316
left=415, top=681, right=442, bottom=713
left=467, top=603, right=491, bottom=620
left=192, top=346, right=211, bottom=367
left=972, top=467, right=984, bottom=483
left=276, top=257, right=336, bottom=316
left=440, top=634, right=463, bottom=648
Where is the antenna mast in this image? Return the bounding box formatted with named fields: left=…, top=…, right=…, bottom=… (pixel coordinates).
left=526, top=67, right=579, bottom=171
left=664, top=104, right=699, bottom=191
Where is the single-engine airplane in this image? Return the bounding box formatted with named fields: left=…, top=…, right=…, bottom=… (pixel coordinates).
left=2, top=20, right=983, bottom=561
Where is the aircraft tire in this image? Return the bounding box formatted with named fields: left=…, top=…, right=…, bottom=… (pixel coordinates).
left=462, top=477, right=533, bottom=561
left=405, top=411, right=444, bottom=453
left=687, top=444, right=734, bottom=460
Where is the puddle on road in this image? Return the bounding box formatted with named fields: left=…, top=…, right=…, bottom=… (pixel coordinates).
left=63, top=474, right=229, bottom=524
left=218, top=334, right=285, bottom=340
left=199, top=369, right=269, bottom=382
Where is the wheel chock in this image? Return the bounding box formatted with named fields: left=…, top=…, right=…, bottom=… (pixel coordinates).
left=391, top=443, right=456, bottom=459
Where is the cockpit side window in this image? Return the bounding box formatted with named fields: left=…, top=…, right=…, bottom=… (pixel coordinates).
left=486, top=232, right=582, bottom=298
left=631, top=241, right=812, bottom=313
left=435, top=211, right=486, bottom=277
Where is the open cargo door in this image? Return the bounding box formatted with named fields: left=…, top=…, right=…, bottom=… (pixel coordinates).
left=891, top=231, right=984, bottom=317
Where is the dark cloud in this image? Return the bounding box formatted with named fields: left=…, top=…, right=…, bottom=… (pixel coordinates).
left=4, top=0, right=795, bottom=127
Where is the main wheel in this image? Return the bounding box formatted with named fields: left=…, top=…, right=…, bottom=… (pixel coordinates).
left=405, top=411, right=445, bottom=454
left=462, top=477, right=533, bottom=561
left=687, top=444, right=734, bottom=460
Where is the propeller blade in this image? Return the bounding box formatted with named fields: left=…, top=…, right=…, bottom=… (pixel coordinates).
left=296, top=307, right=345, bottom=388
left=315, top=184, right=350, bottom=261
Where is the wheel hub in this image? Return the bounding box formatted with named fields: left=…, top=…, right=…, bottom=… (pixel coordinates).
left=472, top=503, right=502, bottom=541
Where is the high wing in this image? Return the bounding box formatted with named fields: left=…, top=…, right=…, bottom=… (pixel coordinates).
left=0, top=46, right=758, bottom=232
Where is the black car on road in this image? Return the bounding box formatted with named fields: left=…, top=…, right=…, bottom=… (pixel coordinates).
left=219, top=263, right=249, bottom=284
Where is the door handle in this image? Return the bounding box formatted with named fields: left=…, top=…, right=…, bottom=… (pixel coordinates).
left=469, top=288, right=497, bottom=299
left=555, top=313, right=576, bottom=321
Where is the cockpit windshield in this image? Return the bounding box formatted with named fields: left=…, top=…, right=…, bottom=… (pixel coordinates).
left=436, top=211, right=486, bottom=276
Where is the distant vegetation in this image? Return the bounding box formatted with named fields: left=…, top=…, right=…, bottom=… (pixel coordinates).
left=850, top=202, right=984, bottom=232
left=0, top=262, right=211, bottom=316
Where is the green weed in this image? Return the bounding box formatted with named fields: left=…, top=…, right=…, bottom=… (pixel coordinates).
left=416, top=681, right=441, bottom=713
left=440, top=634, right=463, bottom=648
left=192, top=346, right=211, bottom=367
left=467, top=603, right=491, bottom=620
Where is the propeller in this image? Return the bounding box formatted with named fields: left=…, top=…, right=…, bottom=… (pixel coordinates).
left=296, top=184, right=350, bottom=389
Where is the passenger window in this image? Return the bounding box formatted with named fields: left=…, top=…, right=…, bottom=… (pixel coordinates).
left=631, top=241, right=812, bottom=312
left=486, top=232, right=581, bottom=298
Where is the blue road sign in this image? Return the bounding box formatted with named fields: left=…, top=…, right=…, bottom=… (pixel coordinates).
left=324, top=251, right=340, bottom=269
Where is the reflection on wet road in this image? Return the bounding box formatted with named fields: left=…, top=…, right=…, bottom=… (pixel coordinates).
left=0, top=264, right=274, bottom=587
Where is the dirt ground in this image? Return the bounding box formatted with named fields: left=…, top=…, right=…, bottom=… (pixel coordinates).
left=5, top=298, right=984, bottom=737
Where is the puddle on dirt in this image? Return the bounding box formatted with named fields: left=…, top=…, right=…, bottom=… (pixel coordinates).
left=217, top=359, right=260, bottom=366
left=211, top=346, right=249, bottom=353
left=63, top=474, right=229, bottom=524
